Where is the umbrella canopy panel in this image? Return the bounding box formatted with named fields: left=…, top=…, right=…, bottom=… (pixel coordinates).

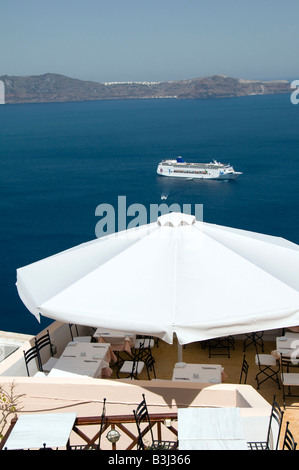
left=16, top=213, right=299, bottom=345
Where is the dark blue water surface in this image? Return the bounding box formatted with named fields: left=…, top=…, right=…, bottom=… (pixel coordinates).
left=1, top=95, right=299, bottom=335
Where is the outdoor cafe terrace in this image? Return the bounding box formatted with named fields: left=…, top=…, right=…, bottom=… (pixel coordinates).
left=0, top=321, right=299, bottom=450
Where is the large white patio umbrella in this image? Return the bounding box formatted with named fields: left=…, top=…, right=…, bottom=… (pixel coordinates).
left=16, top=212, right=299, bottom=347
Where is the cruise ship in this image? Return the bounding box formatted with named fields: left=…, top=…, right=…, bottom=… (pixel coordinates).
left=157, top=156, right=242, bottom=180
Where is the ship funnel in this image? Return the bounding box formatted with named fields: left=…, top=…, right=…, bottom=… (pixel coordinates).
left=176, top=156, right=184, bottom=163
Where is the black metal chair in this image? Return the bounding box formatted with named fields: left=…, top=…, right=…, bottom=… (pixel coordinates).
left=280, top=354, right=299, bottom=409
left=117, top=343, right=146, bottom=379
left=243, top=331, right=264, bottom=353
left=208, top=336, right=233, bottom=358
left=135, top=334, right=160, bottom=348
left=97, top=398, right=107, bottom=449
left=282, top=421, right=297, bottom=450
left=69, top=323, right=79, bottom=340
left=133, top=336, right=155, bottom=359
left=133, top=341, right=156, bottom=379
left=38, top=443, right=55, bottom=450
left=254, top=344, right=280, bottom=389
left=35, top=329, right=54, bottom=354
left=144, top=353, right=156, bottom=380
left=133, top=394, right=177, bottom=450
left=117, top=343, right=156, bottom=380
left=23, top=345, right=42, bottom=377
left=247, top=395, right=284, bottom=450
left=35, top=330, right=57, bottom=373
left=239, top=355, right=249, bottom=384
left=69, top=398, right=107, bottom=450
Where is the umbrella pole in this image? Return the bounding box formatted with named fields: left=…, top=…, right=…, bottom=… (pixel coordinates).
left=177, top=343, right=183, bottom=362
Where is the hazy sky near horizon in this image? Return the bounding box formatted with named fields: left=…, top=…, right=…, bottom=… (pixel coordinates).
left=1, top=0, right=298, bottom=83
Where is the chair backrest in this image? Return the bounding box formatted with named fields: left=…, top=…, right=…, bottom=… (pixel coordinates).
left=254, top=343, right=262, bottom=368
left=134, top=336, right=154, bottom=362
left=69, top=323, right=79, bottom=341
left=98, top=398, right=107, bottom=449
left=122, top=343, right=146, bottom=380
left=244, top=331, right=264, bottom=352
left=135, top=341, right=146, bottom=359
left=282, top=421, right=297, bottom=450
left=281, top=354, right=292, bottom=372
left=266, top=395, right=284, bottom=450
left=23, top=346, right=42, bottom=376
left=138, top=336, right=153, bottom=349
left=35, top=330, right=53, bottom=356
left=208, top=336, right=231, bottom=357
left=239, top=354, right=249, bottom=384
left=133, top=394, right=154, bottom=449
left=145, top=354, right=156, bottom=380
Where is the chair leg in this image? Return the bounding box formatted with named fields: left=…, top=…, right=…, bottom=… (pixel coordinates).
left=208, top=337, right=231, bottom=358
left=255, top=365, right=280, bottom=389
left=244, top=332, right=264, bottom=353
left=282, top=384, right=299, bottom=409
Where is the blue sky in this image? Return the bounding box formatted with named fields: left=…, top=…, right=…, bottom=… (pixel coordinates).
left=1, top=0, right=298, bottom=82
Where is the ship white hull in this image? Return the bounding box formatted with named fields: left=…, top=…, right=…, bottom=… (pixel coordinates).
left=157, top=169, right=240, bottom=180
left=157, top=158, right=242, bottom=180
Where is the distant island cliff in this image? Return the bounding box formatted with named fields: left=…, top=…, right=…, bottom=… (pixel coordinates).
left=0, top=73, right=291, bottom=104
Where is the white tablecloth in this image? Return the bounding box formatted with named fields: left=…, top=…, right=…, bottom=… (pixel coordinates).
left=242, top=415, right=270, bottom=444
left=178, top=408, right=248, bottom=450
left=172, top=363, right=222, bottom=383
left=93, top=328, right=136, bottom=353
left=93, top=328, right=135, bottom=344
left=48, top=342, right=113, bottom=378
left=4, top=413, right=77, bottom=450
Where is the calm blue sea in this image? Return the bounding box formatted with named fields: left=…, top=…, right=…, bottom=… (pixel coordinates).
left=1, top=94, right=299, bottom=335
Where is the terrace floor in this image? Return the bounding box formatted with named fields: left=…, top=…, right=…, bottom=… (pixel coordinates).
left=1, top=328, right=299, bottom=450
left=109, top=335, right=299, bottom=448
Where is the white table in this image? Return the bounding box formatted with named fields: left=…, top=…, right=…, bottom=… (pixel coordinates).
left=178, top=408, right=248, bottom=450
left=242, top=415, right=270, bottom=444
left=93, top=328, right=135, bottom=344
left=4, top=413, right=77, bottom=450
left=48, top=342, right=112, bottom=378
left=285, top=332, right=299, bottom=339
left=93, top=328, right=136, bottom=354
left=172, top=363, right=222, bottom=383
left=276, top=335, right=299, bottom=358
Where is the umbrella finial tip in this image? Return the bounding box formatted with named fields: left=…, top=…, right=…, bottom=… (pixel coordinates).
left=157, top=212, right=196, bottom=227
